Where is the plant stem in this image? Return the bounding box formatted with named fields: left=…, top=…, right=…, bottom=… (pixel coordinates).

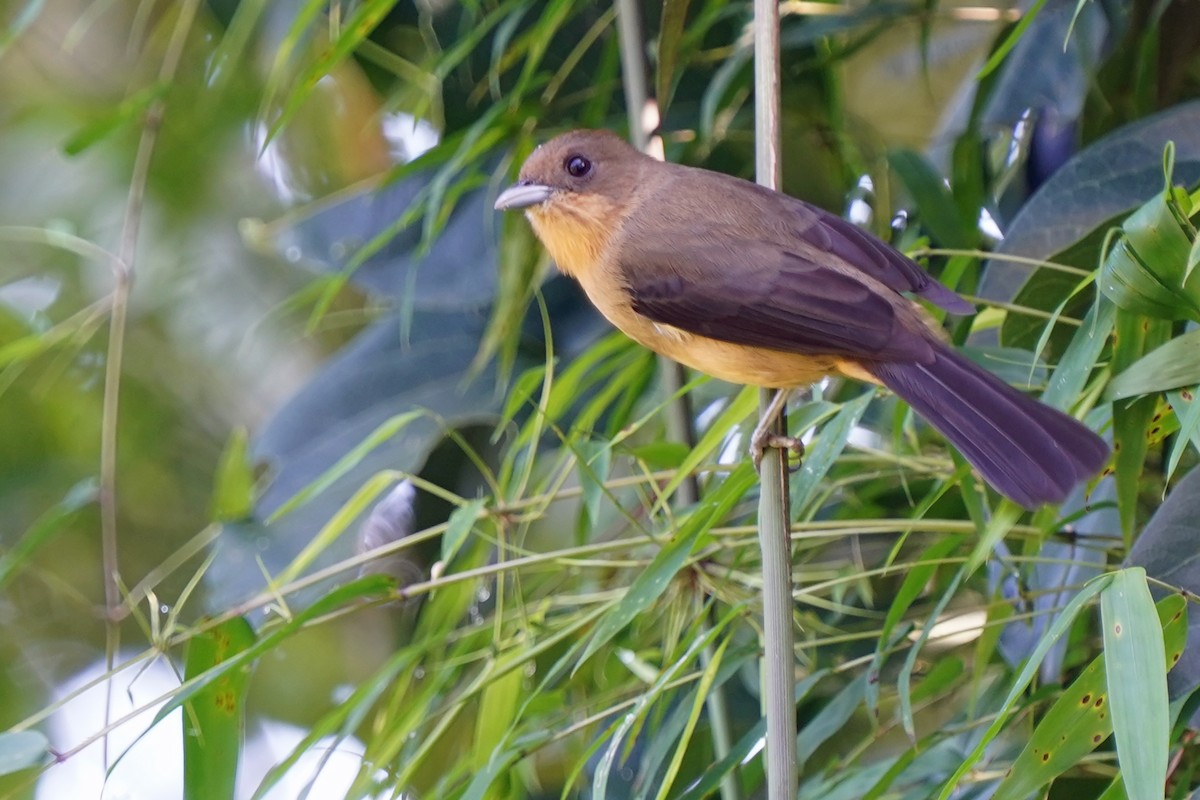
left=753, top=0, right=799, bottom=796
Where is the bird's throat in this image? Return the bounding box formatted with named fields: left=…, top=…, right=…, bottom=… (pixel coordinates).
left=526, top=196, right=622, bottom=279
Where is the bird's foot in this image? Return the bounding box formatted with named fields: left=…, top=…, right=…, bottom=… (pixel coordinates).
left=750, top=430, right=805, bottom=472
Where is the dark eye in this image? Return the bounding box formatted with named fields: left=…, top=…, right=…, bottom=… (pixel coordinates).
left=565, top=155, right=592, bottom=178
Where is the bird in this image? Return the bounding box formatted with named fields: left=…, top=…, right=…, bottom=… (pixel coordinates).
left=493, top=129, right=1109, bottom=508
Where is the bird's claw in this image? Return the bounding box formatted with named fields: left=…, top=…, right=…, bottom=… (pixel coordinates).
left=750, top=432, right=805, bottom=472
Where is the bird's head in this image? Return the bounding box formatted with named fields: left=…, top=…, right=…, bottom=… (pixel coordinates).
left=495, top=129, right=650, bottom=276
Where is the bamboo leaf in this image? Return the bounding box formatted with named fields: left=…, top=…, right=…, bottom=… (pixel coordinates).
left=183, top=617, right=257, bottom=800
left=1106, top=329, right=1200, bottom=400
left=993, top=593, right=1185, bottom=800
left=655, top=0, right=692, bottom=113
left=1102, top=568, right=1169, bottom=800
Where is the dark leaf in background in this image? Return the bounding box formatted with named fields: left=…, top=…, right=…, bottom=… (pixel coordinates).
left=981, top=100, right=1200, bottom=307
left=263, top=178, right=498, bottom=307
left=1126, top=465, right=1200, bottom=703
left=207, top=309, right=503, bottom=611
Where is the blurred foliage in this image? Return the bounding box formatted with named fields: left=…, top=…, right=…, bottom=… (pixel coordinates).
left=2, top=0, right=1200, bottom=798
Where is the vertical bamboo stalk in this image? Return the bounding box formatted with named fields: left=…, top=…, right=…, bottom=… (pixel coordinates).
left=752, top=0, right=799, bottom=796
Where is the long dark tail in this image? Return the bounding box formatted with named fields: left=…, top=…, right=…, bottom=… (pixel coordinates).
left=868, top=346, right=1109, bottom=508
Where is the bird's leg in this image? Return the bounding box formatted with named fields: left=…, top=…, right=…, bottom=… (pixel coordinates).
left=750, top=388, right=805, bottom=471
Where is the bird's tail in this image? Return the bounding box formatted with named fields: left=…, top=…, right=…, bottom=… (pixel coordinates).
left=867, top=346, right=1109, bottom=507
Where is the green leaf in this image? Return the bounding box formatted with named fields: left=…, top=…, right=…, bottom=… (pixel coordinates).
left=792, top=391, right=872, bottom=511
left=993, top=593, right=1185, bottom=800
left=1106, top=329, right=1200, bottom=400
left=472, top=651, right=525, bottom=772
left=1043, top=297, right=1116, bottom=410
left=937, top=573, right=1114, bottom=799
left=888, top=149, right=974, bottom=249
left=441, top=498, right=486, bottom=566
left=977, top=0, right=1050, bottom=79
left=655, top=384, right=757, bottom=507
left=1099, top=185, right=1200, bottom=321
left=267, top=410, right=424, bottom=523
left=1102, top=568, right=1169, bottom=800
left=866, top=534, right=964, bottom=715
left=183, top=617, right=257, bottom=800
left=62, top=82, right=167, bottom=155
left=576, top=464, right=756, bottom=671
left=210, top=427, right=255, bottom=522
left=0, top=479, right=97, bottom=590
left=655, top=0, right=692, bottom=113
left=0, top=730, right=48, bottom=776
left=797, top=673, right=869, bottom=764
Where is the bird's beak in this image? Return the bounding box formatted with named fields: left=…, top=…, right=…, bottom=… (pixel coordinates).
left=494, top=182, right=553, bottom=211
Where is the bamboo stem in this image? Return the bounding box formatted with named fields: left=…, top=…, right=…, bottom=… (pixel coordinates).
left=753, top=0, right=799, bottom=796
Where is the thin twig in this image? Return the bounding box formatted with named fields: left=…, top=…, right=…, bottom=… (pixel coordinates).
left=100, top=0, right=204, bottom=766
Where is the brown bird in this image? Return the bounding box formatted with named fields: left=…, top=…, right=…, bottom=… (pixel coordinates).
left=494, top=129, right=1108, bottom=507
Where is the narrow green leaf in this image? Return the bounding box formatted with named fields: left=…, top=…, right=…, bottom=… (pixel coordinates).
left=977, top=0, right=1049, bottom=78
left=268, top=410, right=424, bottom=522
left=210, top=427, right=255, bottom=523
left=156, top=576, right=394, bottom=728
left=63, top=83, right=167, bottom=156
left=441, top=498, right=486, bottom=566
left=183, top=617, right=257, bottom=800
left=797, top=673, right=868, bottom=763
left=936, top=573, right=1114, bottom=799
left=888, top=149, right=974, bottom=249
left=1106, top=329, right=1200, bottom=400
left=576, top=465, right=756, bottom=671
left=0, top=730, right=48, bottom=776
left=792, top=391, right=872, bottom=510
left=655, top=0, right=692, bottom=113
left=0, top=479, right=97, bottom=589
left=866, top=535, right=964, bottom=715
left=656, top=384, right=757, bottom=506
left=1043, top=297, right=1116, bottom=410
left=652, top=636, right=730, bottom=800
left=1102, top=568, right=1169, bottom=800
left=993, top=593, right=1185, bottom=800
left=1165, top=387, right=1200, bottom=482
left=472, top=652, right=525, bottom=772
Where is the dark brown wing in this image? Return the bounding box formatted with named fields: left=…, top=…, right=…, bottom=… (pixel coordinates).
left=794, top=200, right=974, bottom=315
left=623, top=236, right=936, bottom=363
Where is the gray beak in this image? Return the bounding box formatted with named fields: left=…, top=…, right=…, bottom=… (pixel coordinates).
left=494, top=182, right=553, bottom=211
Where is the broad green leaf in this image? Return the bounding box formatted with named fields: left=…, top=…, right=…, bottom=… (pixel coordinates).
left=1099, top=175, right=1200, bottom=321
left=1102, top=568, right=1169, bottom=800
left=1165, top=387, right=1200, bottom=482
left=936, top=573, right=1114, bottom=799
left=993, top=593, right=1185, bottom=800
left=183, top=617, right=257, bottom=800
left=1106, top=329, right=1200, bottom=400
left=655, top=384, right=757, bottom=506
left=0, top=730, right=48, bottom=776
left=210, top=427, right=255, bottom=523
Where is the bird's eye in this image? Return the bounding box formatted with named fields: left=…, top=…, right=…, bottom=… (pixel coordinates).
left=564, top=155, right=592, bottom=178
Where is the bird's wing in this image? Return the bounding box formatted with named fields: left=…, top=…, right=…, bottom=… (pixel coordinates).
left=621, top=236, right=935, bottom=363
left=791, top=201, right=974, bottom=315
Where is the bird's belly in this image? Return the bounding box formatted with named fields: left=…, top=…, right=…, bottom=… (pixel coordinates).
left=577, top=278, right=838, bottom=387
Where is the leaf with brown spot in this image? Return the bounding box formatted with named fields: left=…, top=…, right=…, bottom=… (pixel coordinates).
left=991, top=593, right=1186, bottom=800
